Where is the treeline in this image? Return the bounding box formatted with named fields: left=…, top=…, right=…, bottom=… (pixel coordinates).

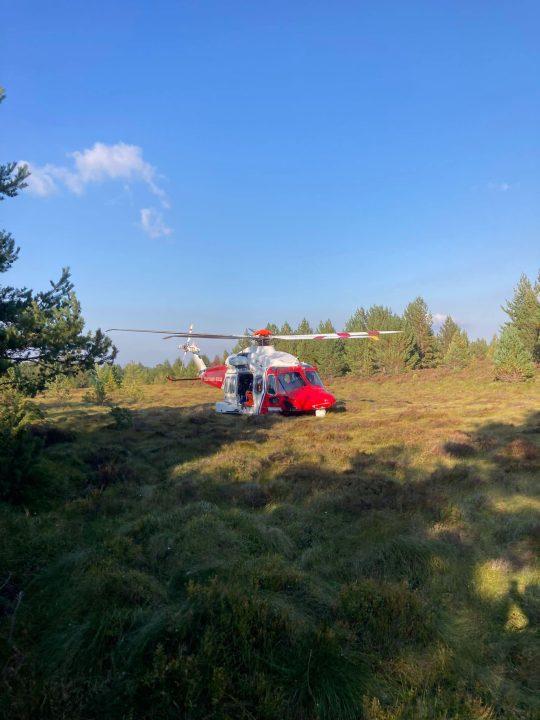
left=259, top=298, right=487, bottom=378
left=81, top=270, right=538, bottom=387
left=255, top=271, right=538, bottom=381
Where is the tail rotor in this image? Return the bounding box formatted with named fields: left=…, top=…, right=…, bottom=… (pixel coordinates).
left=178, top=324, right=207, bottom=373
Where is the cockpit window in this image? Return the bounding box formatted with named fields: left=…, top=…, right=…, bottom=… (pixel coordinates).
left=278, top=371, right=306, bottom=392
left=267, top=374, right=277, bottom=394
left=305, top=370, right=324, bottom=387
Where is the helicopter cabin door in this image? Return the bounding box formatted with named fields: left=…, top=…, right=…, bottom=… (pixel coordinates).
left=215, top=373, right=241, bottom=413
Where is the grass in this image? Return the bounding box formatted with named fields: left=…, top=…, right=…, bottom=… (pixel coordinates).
left=1, top=362, right=539, bottom=719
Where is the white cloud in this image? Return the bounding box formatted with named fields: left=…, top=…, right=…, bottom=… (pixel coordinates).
left=21, top=143, right=173, bottom=238
left=432, top=313, right=448, bottom=325
left=21, top=142, right=168, bottom=205
left=20, top=161, right=60, bottom=197
left=140, top=208, right=172, bottom=239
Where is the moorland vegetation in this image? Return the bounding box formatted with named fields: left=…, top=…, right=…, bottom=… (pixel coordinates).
left=1, top=365, right=539, bottom=719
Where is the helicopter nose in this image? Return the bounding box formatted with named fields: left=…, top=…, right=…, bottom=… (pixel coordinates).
left=291, top=387, right=336, bottom=412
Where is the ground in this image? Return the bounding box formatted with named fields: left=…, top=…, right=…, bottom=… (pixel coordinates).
left=1, top=363, right=539, bottom=719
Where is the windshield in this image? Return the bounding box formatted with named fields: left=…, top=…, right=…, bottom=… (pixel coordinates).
left=278, top=371, right=306, bottom=392
left=305, top=370, right=324, bottom=387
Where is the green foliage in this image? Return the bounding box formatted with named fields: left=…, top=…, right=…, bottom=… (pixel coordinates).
left=265, top=322, right=279, bottom=335
left=0, top=90, right=30, bottom=205
left=487, top=334, right=498, bottom=361
left=96, top=364, right=121, bottom=396
left=437, top=315, right=460, bottom=356
left=294, top=317, right=317, bottom=366
left=83, top=370, right=108, bottom=405
left=314, top=320, right=347, bottom=377
left=493, top=325, right=535, bottom=381
left=273, top=321, right=294, bottom=354
left=502, top=272, right=540, bottom=361
left=0, top=90, right=115, bottom=395
left=109, top=405, right=133, bottom=430
left=345, top=307, right=417, bottom=376
left=46, top=374, right=72, bottom=404
left=443, top=330, right=471, bottom=369
left=0, top=390, right=43, bottom=502
left=403, top=297, right=439, bottom=368
left=120, top=363, right=145, bottom=403
left=344, top=308, right=376, bottom=375
left=0, top=369, right=538, bottom=718
left=469, top=337, right=488, bottom=360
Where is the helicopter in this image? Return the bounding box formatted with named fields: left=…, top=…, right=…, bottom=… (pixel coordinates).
left=107, top=326, right=401, bottom=416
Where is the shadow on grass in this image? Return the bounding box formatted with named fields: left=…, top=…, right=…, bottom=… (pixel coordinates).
left=0, top=406, right=538, bottom=719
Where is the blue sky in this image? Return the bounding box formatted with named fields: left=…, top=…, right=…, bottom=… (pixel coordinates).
left=2, top=1, right=539, bottom=364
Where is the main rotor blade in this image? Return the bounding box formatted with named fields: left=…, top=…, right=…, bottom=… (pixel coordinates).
left=107, top=328, right=250, bottom=340
left=272, top=330, right=403, bottom=340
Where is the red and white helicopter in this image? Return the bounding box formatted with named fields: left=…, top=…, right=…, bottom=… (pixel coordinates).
left=108, top=325, right=401, bottom=416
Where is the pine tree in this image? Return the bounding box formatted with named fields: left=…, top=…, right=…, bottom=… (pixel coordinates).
left=502, top=273, right=540, bottom=361
left=377, top=325, right=418, bottom=374
left=493, top=325, right=535, bottom=381
left=314, top=319, right=346, bottom=377
left=231, top=328, right=251, bottom=355
left=344, top=308, right=376, bottom=376
left=469, top=338, right=488, bottom=360
left=367, top=306, right=413, bottom=375
left=294, top=318, right=317, bottom=366
left=403, top=297, right=438, bottom=368
left=0, top=88, right=115, bottom=394
left=275, top=321, right=294, bottom=355
left=437, top=316, right=460, bottom=357
left=444, top=330, right=471, bottom=369
left=98, top=364, right=121, bottom=395
left=487, top=334, right=498, bottom=361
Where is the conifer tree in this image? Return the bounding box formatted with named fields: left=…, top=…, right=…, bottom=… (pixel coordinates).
left=171, top=357, right=186, bottom=377
left=444, top=330, right=471, bottom=369
left=265, top=323, right=279, bottom=335
left=437, top=316, right=460, bottom=356
left=502, top=273, right=540, bottom=361
left=314, top=319, right=346, bottom=377
left=185, top=359, right=200, bottom=377
left=294, top=318, right=317, bottom=366
left=344, top=308, right=376, bottom=375
left=275, top=321, right=294, bottom=354
left=469, top=338, right=488, bottom=360
left=487, top=334, right=498, bottom=361
left=0, top=88, right=115, bottom=394
left=231, top=329, right=251, bottom=355
left=493, top=325, right=535, bottom=381
left=403, top=297, right=438, bottom=368
left=377, top=323, right=418, bottom=374
left=367, top=306, right=412, bottom=375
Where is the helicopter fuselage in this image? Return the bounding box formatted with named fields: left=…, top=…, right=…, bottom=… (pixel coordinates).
left=199, top=345, right=335, bottom=415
